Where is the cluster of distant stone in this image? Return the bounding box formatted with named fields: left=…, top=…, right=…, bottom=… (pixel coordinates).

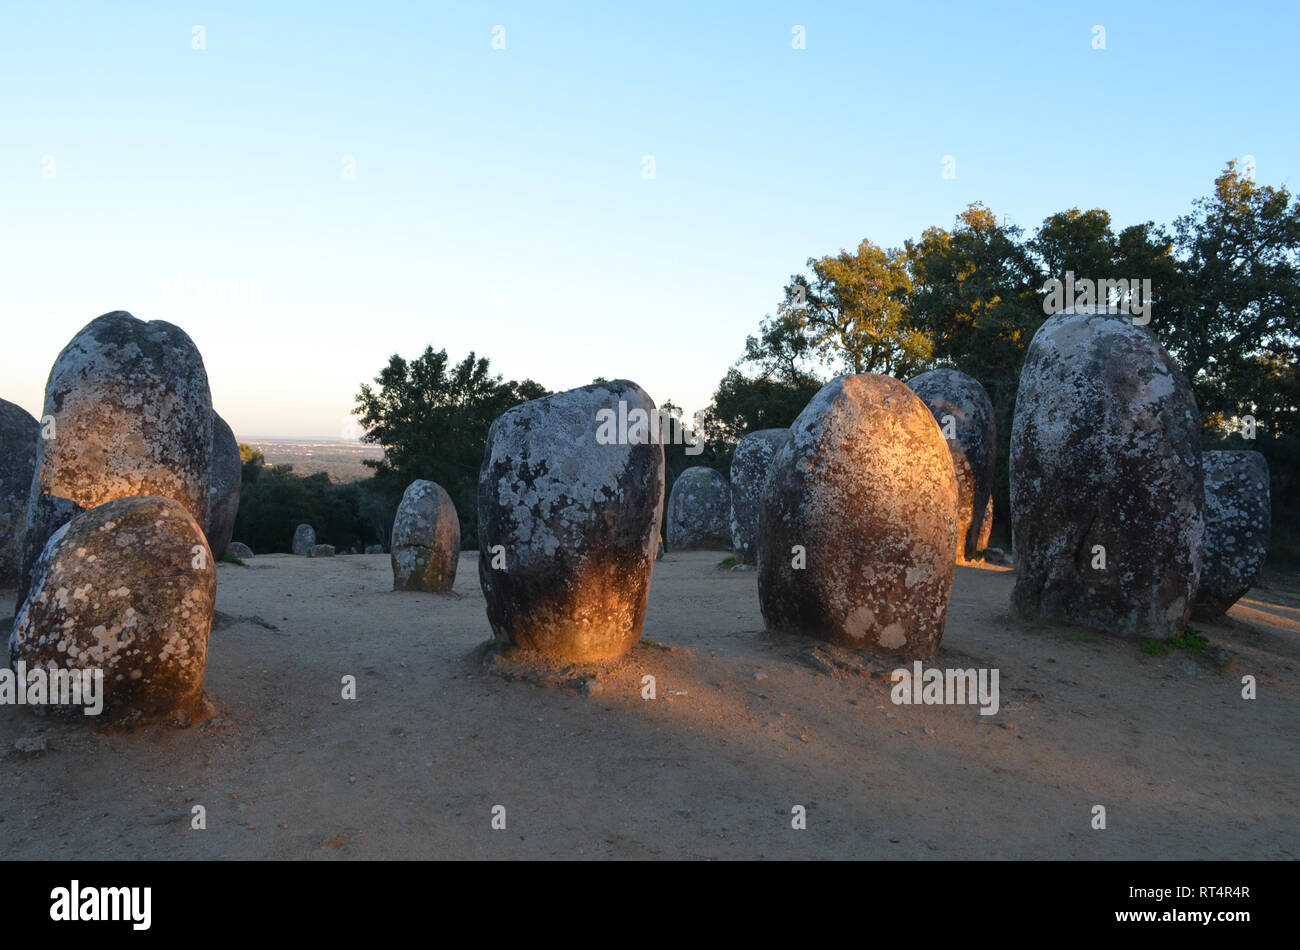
left=277, top=527, right=382, bottom=559
left=0, top=304, right=1270, bottom=721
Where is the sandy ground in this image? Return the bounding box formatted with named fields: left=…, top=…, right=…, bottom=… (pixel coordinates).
left=1, top=551, right=1296, bottom=860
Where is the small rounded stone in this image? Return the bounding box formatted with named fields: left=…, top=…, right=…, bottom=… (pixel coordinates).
left=391, top=479, right=460, bottom=592
left=667, top=467, right=731, bottom=551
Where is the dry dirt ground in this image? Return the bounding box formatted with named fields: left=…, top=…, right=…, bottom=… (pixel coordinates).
left=1, top=552, right=1296, bottom=860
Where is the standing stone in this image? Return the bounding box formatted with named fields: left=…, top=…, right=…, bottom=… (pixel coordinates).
left=478, top=380, right=664, bottom=662
left=1010, top=306, right=1204, bottom=639
left=10, top=495, right=214, bottom=724
left=0, top=399, right=40, bottom=586
left=292, top=524, right=316, bottom=555
left=667, top=467, right=731, bottom=551
left=906, top=369, right=997, bottom=560
left=18, top=311, right=213, bottom=605
left=728, top=429, right=791, bottom=563
left=977, top=496, right=994, bottom=553
left=1194, top=451, right=1270, bottom=618
left=758, top=374, right=958, bottom=655
left=365, top=544, right=383, bottom=555
left=205, top=414, right=241, bottom=559
left=307, top=543, right=335, bottom=558
left=226, top=541, right=254, bottom=559
left=391, top=480, right=460, bottom=591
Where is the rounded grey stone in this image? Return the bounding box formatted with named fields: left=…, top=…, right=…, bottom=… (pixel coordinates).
left=758, top=374, right=958, bottom=655
left=1010, top=306, right=1204, bottom=640
left=205, top=414, right=241, bottom=560
left=1194, top=450, right=1270, bottom=617
left=10, top=495, right=215, bottom=724
left=906, top=369, right=996, bottom=560
left=18, top=311, right=213, bottom=604
left=391, top=479, right=460, bottom=591
left=667, top=466, right=731, bottom=551
left=0, top=399, right=40, bottom=586
left=226, top=541, right=254, bottom=559
left=477, top=379, right=664, bottom=662
left=292, top=524, right=316, bottom=555
left=728, top=429, right=791, bottom=564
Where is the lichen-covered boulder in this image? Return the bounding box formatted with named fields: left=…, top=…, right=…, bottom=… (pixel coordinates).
left=728, top=429, right=791, bottom=563
left=477, top=380, right=665, bottom=662
left=307, top=543, right=335, bottom=558
left=667, top=466, right=731, bottom=551
left=292, top=524, right=316, bottom=555
left=0, top=399, right=40, bottom=586
left=205, top=414, right=241, bottom=559
left=10, top=495, right=214, bottom=724
left=365, top=544, right=383, bottom=555
left=906, top=369, right=996, bottom=560
left=17, top=311, right=213, bottom=605
left=391, top=480, right=460, bottom=591
left=1010, top=306, right=1204, bottom=639
left=226, top=541, right=254, bottom=559
left=758, top=374, right=958, bottom=655
left=1194, top=451, right=1270, bottom=618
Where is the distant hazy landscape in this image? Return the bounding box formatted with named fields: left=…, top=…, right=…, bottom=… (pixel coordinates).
left=239, top=437, right=384, bottom=483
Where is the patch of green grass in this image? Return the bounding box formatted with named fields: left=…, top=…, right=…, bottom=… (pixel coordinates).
left=1169, top=627, right=1208, bottom=653
left=640, top=639, right=671, bottom=651
left=473, top=639, right=503, bottom=663
left=1074, top=633, right=1104, bottom=644
left=217, top=553, right=246, bottom=566
left=717, top=556, right=738, bottom=569
left=1141, top=626, right=1208, bottom=657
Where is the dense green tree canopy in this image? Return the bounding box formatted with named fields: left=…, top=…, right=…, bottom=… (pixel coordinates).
left=352, top=347, right=549, bottom=548
left=755, top=239, right=931, bottom=380
left=1162, top=162, right=1300, bottom=431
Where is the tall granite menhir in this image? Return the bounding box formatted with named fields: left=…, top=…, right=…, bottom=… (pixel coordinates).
left=0, top=399, right=40, bottom=586
left=205, top=413, right=242, bottom=560
left=478, top=380, right=665, bottom=662
left=17, top=311, right=213, bottom=605
left=1194, top=450, right=1270, bottom=618
left=758, top=374, right=958, bottom=656
left=1010, top=306, right=1204, bottom=639
left=906, top=369, right=996, bottom=561
left=728, top=428, right=790, bottom=564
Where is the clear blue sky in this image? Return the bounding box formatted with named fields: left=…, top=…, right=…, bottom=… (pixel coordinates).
left=2, top=1, right=1296, bottom=438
